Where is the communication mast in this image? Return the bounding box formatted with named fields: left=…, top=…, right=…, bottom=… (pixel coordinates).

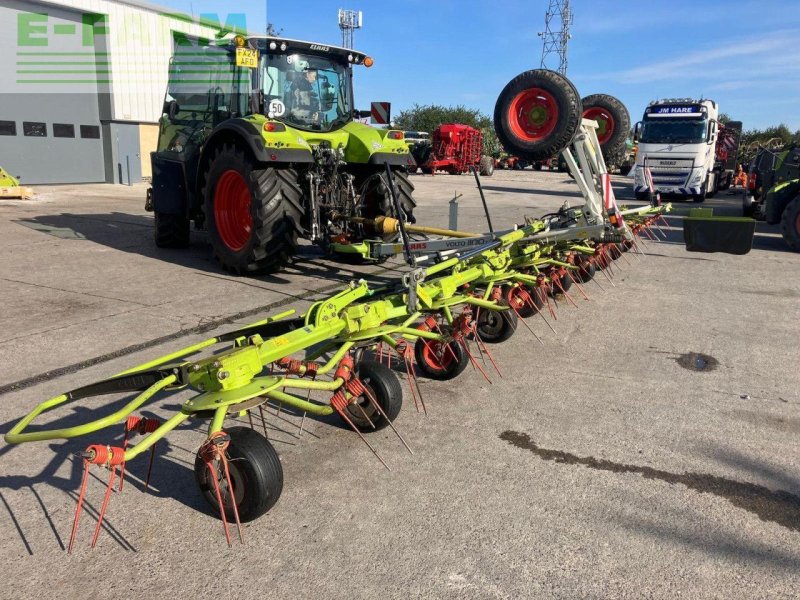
left=537, top=0, right=573, bottom=75
left=338, top=9, right=363, bottom=49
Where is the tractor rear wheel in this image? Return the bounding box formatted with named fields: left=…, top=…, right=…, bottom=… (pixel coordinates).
left=203, top=145, right=303, bottom=274
left=494, top=69, right=582, bottom=162
left=780, top=195, right=800, bottom=251
left=479, top=155, right=495, bottom=177
left=581, top=94, right=630, bottom=167
left=154, top=211, right=190, bottom=248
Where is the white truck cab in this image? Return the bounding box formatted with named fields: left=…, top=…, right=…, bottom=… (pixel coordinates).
left=632, top=98, right=721, bottom=202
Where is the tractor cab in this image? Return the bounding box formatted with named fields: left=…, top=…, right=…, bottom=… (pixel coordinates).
left=251, top=37, right=369, bottom=132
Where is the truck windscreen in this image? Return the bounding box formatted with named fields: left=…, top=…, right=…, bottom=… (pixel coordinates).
left=640, top=117, right=707, bottom=144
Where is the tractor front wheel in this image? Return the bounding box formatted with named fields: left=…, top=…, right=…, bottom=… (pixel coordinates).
left=203, top=145, right=303, bottom=274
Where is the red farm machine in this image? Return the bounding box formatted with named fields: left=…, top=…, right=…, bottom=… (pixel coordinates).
left=413, top=124, right=495, bottom=176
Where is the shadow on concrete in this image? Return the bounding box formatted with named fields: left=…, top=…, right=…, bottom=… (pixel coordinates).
left=15, top=212, right=400, bottom=289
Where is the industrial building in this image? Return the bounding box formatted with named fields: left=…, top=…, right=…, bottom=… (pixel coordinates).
left=0, top=0, right=229, bottom=184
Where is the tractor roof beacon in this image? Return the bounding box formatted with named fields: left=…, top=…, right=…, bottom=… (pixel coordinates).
left=148, top=34, right=417, bottom=274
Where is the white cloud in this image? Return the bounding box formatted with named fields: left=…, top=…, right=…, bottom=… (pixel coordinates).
left=587, top=29, right=800, bottom=84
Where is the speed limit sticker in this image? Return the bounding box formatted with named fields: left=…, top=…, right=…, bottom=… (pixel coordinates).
left=268, top=99, right=286, bottom=118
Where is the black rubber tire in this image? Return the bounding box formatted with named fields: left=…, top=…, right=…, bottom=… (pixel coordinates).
left=619, top=164, right=632, bottom=176
left=154, top=211, right=190, bottom=248
left=358, top=169, right=417, bottom=229
left=476, top=305, right=517, bottom=344
left=203, top=144, right=303, bottom=274
left=194, top=426, right=283, bottom=523
left=742, top=192, right=756, bottom=217
left=780, top=195, right=800, bottom=252
left=576, top=257, right=595, bottom=282
left=551, top=271, right=573, bottom=294
left=635, top=191, right=649, bottom=201
left=533, top=162, right=543, bottom=171
left=505, top=284, right=543, bottom=318
left=479, top=155, right=495, bottom=177
left=581, top=94, right=631, bottom=167
left=693, top=194, right=706, bottom=204
left=494, top=69, right=582, bottom=162
left=338, top=361, right=403, bottom=432
left=414, top=337, right=469, bottom=381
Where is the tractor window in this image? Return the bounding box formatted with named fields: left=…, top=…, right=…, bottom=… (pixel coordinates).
left=260, top=53, right=351, bottom=132
left=159, top=40, right=252, bottom=153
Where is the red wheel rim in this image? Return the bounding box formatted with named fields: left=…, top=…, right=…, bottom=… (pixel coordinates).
left=421, top=340, right=453, bottom=371
left=508, top=88, right=559, bottom=142
left=583, top=106, right=616, bottom=145
left=214, top=170, right=252, bottom=252
left=505, top=286, right=531, bottom=311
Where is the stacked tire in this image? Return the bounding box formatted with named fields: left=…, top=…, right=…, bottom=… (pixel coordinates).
left=580, top=94, right=631, bottom=170
left=493, top=70, right=583, bottom=162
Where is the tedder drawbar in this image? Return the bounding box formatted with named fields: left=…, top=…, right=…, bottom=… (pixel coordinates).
left=4, top=70, right=672, bottom=551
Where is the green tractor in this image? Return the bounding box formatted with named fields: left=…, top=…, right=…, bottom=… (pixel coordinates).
left=744, top=144, right=800, bottom=251
left=147, top=34, right=417, bottom=273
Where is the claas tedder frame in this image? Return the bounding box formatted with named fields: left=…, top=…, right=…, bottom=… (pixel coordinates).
left=4, top=70, right=672, bottom=551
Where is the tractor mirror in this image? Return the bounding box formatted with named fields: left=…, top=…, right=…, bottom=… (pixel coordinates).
left=164, top=100, right=180, bottom=122
left=633, top=122, right=641, bottom=142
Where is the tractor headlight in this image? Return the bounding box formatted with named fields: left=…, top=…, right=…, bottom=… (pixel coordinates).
left=689, top=168, right=703, bottom=185
left=633, top=166, right=644, bottom=186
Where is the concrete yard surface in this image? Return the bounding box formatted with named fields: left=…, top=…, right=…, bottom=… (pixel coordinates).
left=0, top=171, right=798, bottom=599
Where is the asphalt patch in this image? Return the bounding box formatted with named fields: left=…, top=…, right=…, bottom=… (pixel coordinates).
left=500, top=430, right=800, bottom=533
left=675, top=352, right=718, bottom=371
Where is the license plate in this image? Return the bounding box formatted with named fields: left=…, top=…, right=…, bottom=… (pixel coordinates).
left=235, top=47, right=259, bottom=68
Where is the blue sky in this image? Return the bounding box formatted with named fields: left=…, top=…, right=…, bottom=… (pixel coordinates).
left=158, top=0, right=800, bottom=131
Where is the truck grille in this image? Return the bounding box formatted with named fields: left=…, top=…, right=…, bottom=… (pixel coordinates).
left=645, top=158, right=694, bottom=187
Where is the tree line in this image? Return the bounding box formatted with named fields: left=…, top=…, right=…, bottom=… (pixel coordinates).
left=395, top=105, right=800, bottom=163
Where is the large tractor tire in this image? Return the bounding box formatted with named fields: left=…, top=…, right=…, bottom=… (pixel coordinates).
left=581, top=94, right=630, bottom=168
left=494, top=69, right=582, bottom=162
left=780, top=195, right=800, bottom=251
left=358, top=169, right=417, bottom=230
left=154, top=212, right=190, bottom=248
left=479, top=155, right=495, bottom=177
left=203, top=144, right=303, bottom=275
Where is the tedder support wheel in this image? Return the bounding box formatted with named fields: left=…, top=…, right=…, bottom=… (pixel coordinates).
left=154, top=211, right=190, bottom=248
left=576, top=256, right=596, bottom=282
left=581, top=94, right=631, bottom=167
left=476, top=305, right=518, bottom=344
left=338, top=361, right=403, bottom=432
left=780, top=195, right=800, bottom=251
left=479, top=155, right=495, bottom=177
left=414, top=337, right=469, bottom=381
left=494, top=69, right=582, bottom=162
left=505, top=284, right=543, bottom=319
left=194, top=427, right=283, bottom=523
left=203, top=144, right=303, bottom=274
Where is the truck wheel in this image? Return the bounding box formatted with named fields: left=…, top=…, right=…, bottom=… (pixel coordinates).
left=479, top=156, right=495, bottom=177
left=494, top=69, right=582, bottom=162
left=635, top=191, right=649, bottom=201
left=619, top=164, right=632, bottom=176
left=204, top=145, right=303, bottom=274
left=154, top=212, right=190, bottom=248
left=780, top=195, right=800, bottom=251
left=581, top=94, right=630, bottom=167
left=194, top=427, right=283, bottom=522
